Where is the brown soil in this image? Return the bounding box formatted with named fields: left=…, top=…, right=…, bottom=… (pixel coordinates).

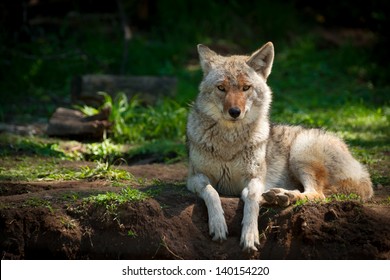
left=1, top=162, right=389, bottom=260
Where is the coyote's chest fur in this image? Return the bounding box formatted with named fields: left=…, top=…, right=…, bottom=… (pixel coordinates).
left=187, top=110, right=268, bottom=195
left=187, top=108, right=303, bottom=196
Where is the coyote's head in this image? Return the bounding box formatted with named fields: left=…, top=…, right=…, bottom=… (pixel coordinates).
left=196, top=42, right=274, bottom=125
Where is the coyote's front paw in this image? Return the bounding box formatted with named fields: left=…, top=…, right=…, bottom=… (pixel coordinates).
left=240, top=223, right=260, bottom=252
left=208, top=213, right=228, bottom=242
left=262, top=188, right=296, bottom=207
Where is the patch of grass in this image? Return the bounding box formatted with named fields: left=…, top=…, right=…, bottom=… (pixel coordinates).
left=98, top=93, right=188, bottom=144
left=39, top=161, right=134, bottom=181
left=294, top=193, right=362, bottom=207
left=67, top=162, right=133, bottom=181
left=85, top=187, right=148, bottom=205
left=0, top=134, right=72, bottom=159
left=1, top=133, right=187, bottom=165
left=373, top=194, right=390, bottom=206
left=22, top=197, right=53, bottom=213
left=0, top=157, right=133, bottom=182
left=83, top=186, right=148, bottom=216
left=22, top=197, right=50, bottom=207
left=0, top=157, right=61, bottom=181
left=325, top=193, right=361, bottom=202
left=0, top=134, right=133, bottom=162
left=293, top=198, right=310, bottom=207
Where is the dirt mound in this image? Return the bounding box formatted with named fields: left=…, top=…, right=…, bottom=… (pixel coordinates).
left=1, top=163, right=389, bottom=259
left=1, top=175, right=389, bottom=259
left=260, top=201, right=390, bottom=259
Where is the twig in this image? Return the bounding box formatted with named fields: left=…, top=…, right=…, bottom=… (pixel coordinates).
left=153, top=235, right=184, bottom=260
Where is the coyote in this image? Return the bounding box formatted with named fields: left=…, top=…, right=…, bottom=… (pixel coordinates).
left=186, top=42, right=373, bottom=252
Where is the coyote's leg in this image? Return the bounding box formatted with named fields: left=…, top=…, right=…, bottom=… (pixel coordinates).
left=240, top=178, right=263, bottom=251
left=262, top=187, right=324, bottom=207
left=187, top=173, right=228, bottom=241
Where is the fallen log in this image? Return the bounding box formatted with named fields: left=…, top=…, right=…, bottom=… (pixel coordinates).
left=71, top=74, right=177, bottom=106
left=46, top=107, right=111, bottom=140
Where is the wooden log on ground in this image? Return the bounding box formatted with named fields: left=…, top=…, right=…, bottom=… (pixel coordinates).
left=46, top=107, right=111, bottom=140
left=71, top=75, right=177, bottom=106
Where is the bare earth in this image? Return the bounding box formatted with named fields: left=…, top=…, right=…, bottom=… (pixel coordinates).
left=1, top=162, right=389, bottom=259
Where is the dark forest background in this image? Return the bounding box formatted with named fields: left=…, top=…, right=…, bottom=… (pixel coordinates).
left=1, top=0, right=389, bottom=119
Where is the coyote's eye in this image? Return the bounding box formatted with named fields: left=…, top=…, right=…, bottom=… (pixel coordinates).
left=217, top=85, right=225, bottom=92
left=243, top=85, right=251, bottom=91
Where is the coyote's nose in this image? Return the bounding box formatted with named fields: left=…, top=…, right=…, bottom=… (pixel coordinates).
left=228, top=107, right=241, bottom=119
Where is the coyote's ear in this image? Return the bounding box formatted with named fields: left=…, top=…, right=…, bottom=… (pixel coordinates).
left=197, top=44, right=217, bottom=75
left=246, top=42, right=274, bottom=80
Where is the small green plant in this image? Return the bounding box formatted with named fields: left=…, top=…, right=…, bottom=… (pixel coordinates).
left=60, top=216, right=78, bottom=230
left=61, top=192, right=80, bottom=201
left=93, top=92, right=188, bottom=144
left=293, top=197, right=310, bottom=207
left=84, top=139, right=125, bottom=161
left=127, top=230, right=138, bottom=238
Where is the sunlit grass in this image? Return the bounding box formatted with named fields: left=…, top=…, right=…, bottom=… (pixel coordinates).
left=0, top=157, right=133, bottom=182
left=82, top=186, right=149, bottom=217
left=84, top=186, right=147, bottom=205
left=294, top=193, right=362, bottom=207
left=275, top=104, right=389, bottom=147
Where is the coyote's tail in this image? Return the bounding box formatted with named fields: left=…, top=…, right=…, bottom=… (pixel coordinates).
left=324, top=164, right=373, bottom=202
